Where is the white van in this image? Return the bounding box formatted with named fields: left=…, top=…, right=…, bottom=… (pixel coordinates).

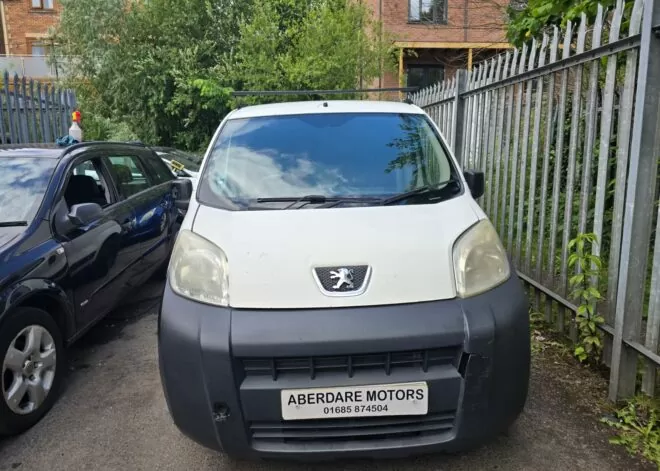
left=157, top=100, right=530, bottom=460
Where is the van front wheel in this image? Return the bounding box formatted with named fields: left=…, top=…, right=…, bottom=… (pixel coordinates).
left=0, top=307, right=64, bottom=436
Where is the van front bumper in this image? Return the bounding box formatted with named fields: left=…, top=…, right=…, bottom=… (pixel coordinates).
left=157, top=275, right=530, bottom=460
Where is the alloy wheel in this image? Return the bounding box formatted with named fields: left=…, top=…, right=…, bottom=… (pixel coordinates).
left=1, top=325, right=57, bottom=415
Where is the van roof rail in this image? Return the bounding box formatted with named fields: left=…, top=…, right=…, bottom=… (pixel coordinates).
left=230, top=87, right=418, bottom=97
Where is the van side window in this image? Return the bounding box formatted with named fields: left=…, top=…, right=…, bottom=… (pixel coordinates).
left=106, top=155, right=152, bottom=198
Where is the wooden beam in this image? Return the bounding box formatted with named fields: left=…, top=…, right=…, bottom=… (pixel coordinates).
left=393, top=41, right=512, bottom=49
left=467, top=48, right=473, bottom=70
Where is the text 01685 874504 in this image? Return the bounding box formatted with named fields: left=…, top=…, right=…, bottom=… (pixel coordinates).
left=280, top=382, right=428, bottom=420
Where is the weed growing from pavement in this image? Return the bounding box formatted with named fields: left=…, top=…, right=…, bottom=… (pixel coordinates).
left=602, top=396, right=660, bottom=467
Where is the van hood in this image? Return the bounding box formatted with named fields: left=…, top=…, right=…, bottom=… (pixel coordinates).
left=191, top=195, right=482, bottom=309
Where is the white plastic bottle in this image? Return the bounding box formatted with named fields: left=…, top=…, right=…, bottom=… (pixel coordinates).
left=69, top=111, right=83, bottom=141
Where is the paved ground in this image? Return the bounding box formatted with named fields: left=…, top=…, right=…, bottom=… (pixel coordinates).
left=0, top=281, right=654, bottom=471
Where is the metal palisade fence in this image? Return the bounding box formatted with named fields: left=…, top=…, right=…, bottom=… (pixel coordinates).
left=412, top=0, right=660, bottom=401
left=0, top=71, right=77, bottom=144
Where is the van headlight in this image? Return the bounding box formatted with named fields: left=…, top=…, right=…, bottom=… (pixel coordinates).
left=168, top=229, right=229, bottom=306
left=452, top=219, right=510, bottom=298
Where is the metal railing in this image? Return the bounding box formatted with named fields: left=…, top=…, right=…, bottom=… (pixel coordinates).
left=412, top=0, right=660, bottom=401
left=0, top=71, right=77, bottom=144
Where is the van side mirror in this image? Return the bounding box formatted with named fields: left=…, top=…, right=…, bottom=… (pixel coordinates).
left=463, top=170, right=485, bottom=199
left=173, top=178, right=193, bottom=210
left=68, top=203, right=103, bottom=226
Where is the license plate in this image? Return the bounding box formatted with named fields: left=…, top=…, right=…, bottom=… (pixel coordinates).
left=281, top=382, right=428, bottom=420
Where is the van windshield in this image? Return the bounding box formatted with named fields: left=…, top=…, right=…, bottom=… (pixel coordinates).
left=197, top=112, right=461, bottom=210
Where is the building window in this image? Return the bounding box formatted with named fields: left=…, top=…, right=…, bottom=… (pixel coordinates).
left=31, top=0, right=54, bottom=10
left=409, top=0, right=447, bottom=24
left=406, top=65, right=445, bottom=89
left=28, top=40, right=48, bottom=56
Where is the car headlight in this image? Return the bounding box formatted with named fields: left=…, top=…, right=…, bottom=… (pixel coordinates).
left=452, top=219, right=510, bottom=298
left=168, top=229, right=229, bottom=306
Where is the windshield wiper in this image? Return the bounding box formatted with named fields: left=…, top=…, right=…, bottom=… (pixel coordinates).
left=321, top=196, right=386, bottom=209
left=380, top=178, right=461, bottom=206
left=0, top=221, right=28, bottom=227
left=253, top=195, right=381, bottom=210
left=255, top=195, right=329, bottom=209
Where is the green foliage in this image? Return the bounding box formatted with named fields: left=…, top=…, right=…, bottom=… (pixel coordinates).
left=55, top=0, right=393, bottom=150
left=602, top=396, right=660, bottom=466
left=568, top=233, right=604, bottom=362
left=221, top=0, right=394, bottom=105
left=530, top=310, right=546, bottom=330
left=82, top=114, right=139, bottom=142
left=506, top=0, right=634, bottom=47
left=55, top=0, right=247, bottom=151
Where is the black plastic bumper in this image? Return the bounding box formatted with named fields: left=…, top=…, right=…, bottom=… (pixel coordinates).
left=157, top=274, right=530, bottom=460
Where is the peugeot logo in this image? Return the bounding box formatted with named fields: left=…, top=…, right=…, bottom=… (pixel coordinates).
left=329, top=268, right=354, bottom=290
left=313, top=265, right=371, bottom=297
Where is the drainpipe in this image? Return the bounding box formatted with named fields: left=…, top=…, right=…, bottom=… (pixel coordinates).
left=398, top=47, right=404, bottom=100
left=379, top=0, right=382, bottom=90
left=0, top=1, right=9, bottom=56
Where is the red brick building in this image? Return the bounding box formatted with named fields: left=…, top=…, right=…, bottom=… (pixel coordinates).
left=0, top=0, right=61, bottom=56
left=364, top=0, right=511, bottom=93
left=0, top=0, right=511, bottom=84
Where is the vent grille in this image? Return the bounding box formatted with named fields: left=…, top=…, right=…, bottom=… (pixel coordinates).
left=250, top=412, right=456, bottom=444
left=241, top=348, right=460, bottom=380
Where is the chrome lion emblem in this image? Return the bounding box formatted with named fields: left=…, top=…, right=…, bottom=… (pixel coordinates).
left=313, top=265, right=370, bottom=297
left=329, top=268, right=354, bottom=290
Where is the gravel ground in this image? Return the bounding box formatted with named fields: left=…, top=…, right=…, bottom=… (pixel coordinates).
left=0, top=281, right=654, bottom=471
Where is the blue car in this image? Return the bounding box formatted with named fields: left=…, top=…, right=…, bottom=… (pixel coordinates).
left=0, top=142, right=192, bottom=435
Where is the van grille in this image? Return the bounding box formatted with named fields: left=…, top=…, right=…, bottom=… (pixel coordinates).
left=241, top=348, right=460, bottom=380
left=313, top=266, right=369, bottom=293
left=250, top=412, right=456, bottom=445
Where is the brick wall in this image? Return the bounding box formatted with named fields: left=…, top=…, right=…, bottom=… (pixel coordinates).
left=362, top=0, right=509, bottom=98
left=364, top=0, right=508, bottom=44
left=2, top=0, right=62, bottom=55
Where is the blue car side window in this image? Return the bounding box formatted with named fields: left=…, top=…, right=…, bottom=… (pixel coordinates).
left=106, top=155, right=152, bottom=199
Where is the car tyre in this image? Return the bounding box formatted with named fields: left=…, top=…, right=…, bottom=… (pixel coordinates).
left=0, top=307, right=65, bottom=436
